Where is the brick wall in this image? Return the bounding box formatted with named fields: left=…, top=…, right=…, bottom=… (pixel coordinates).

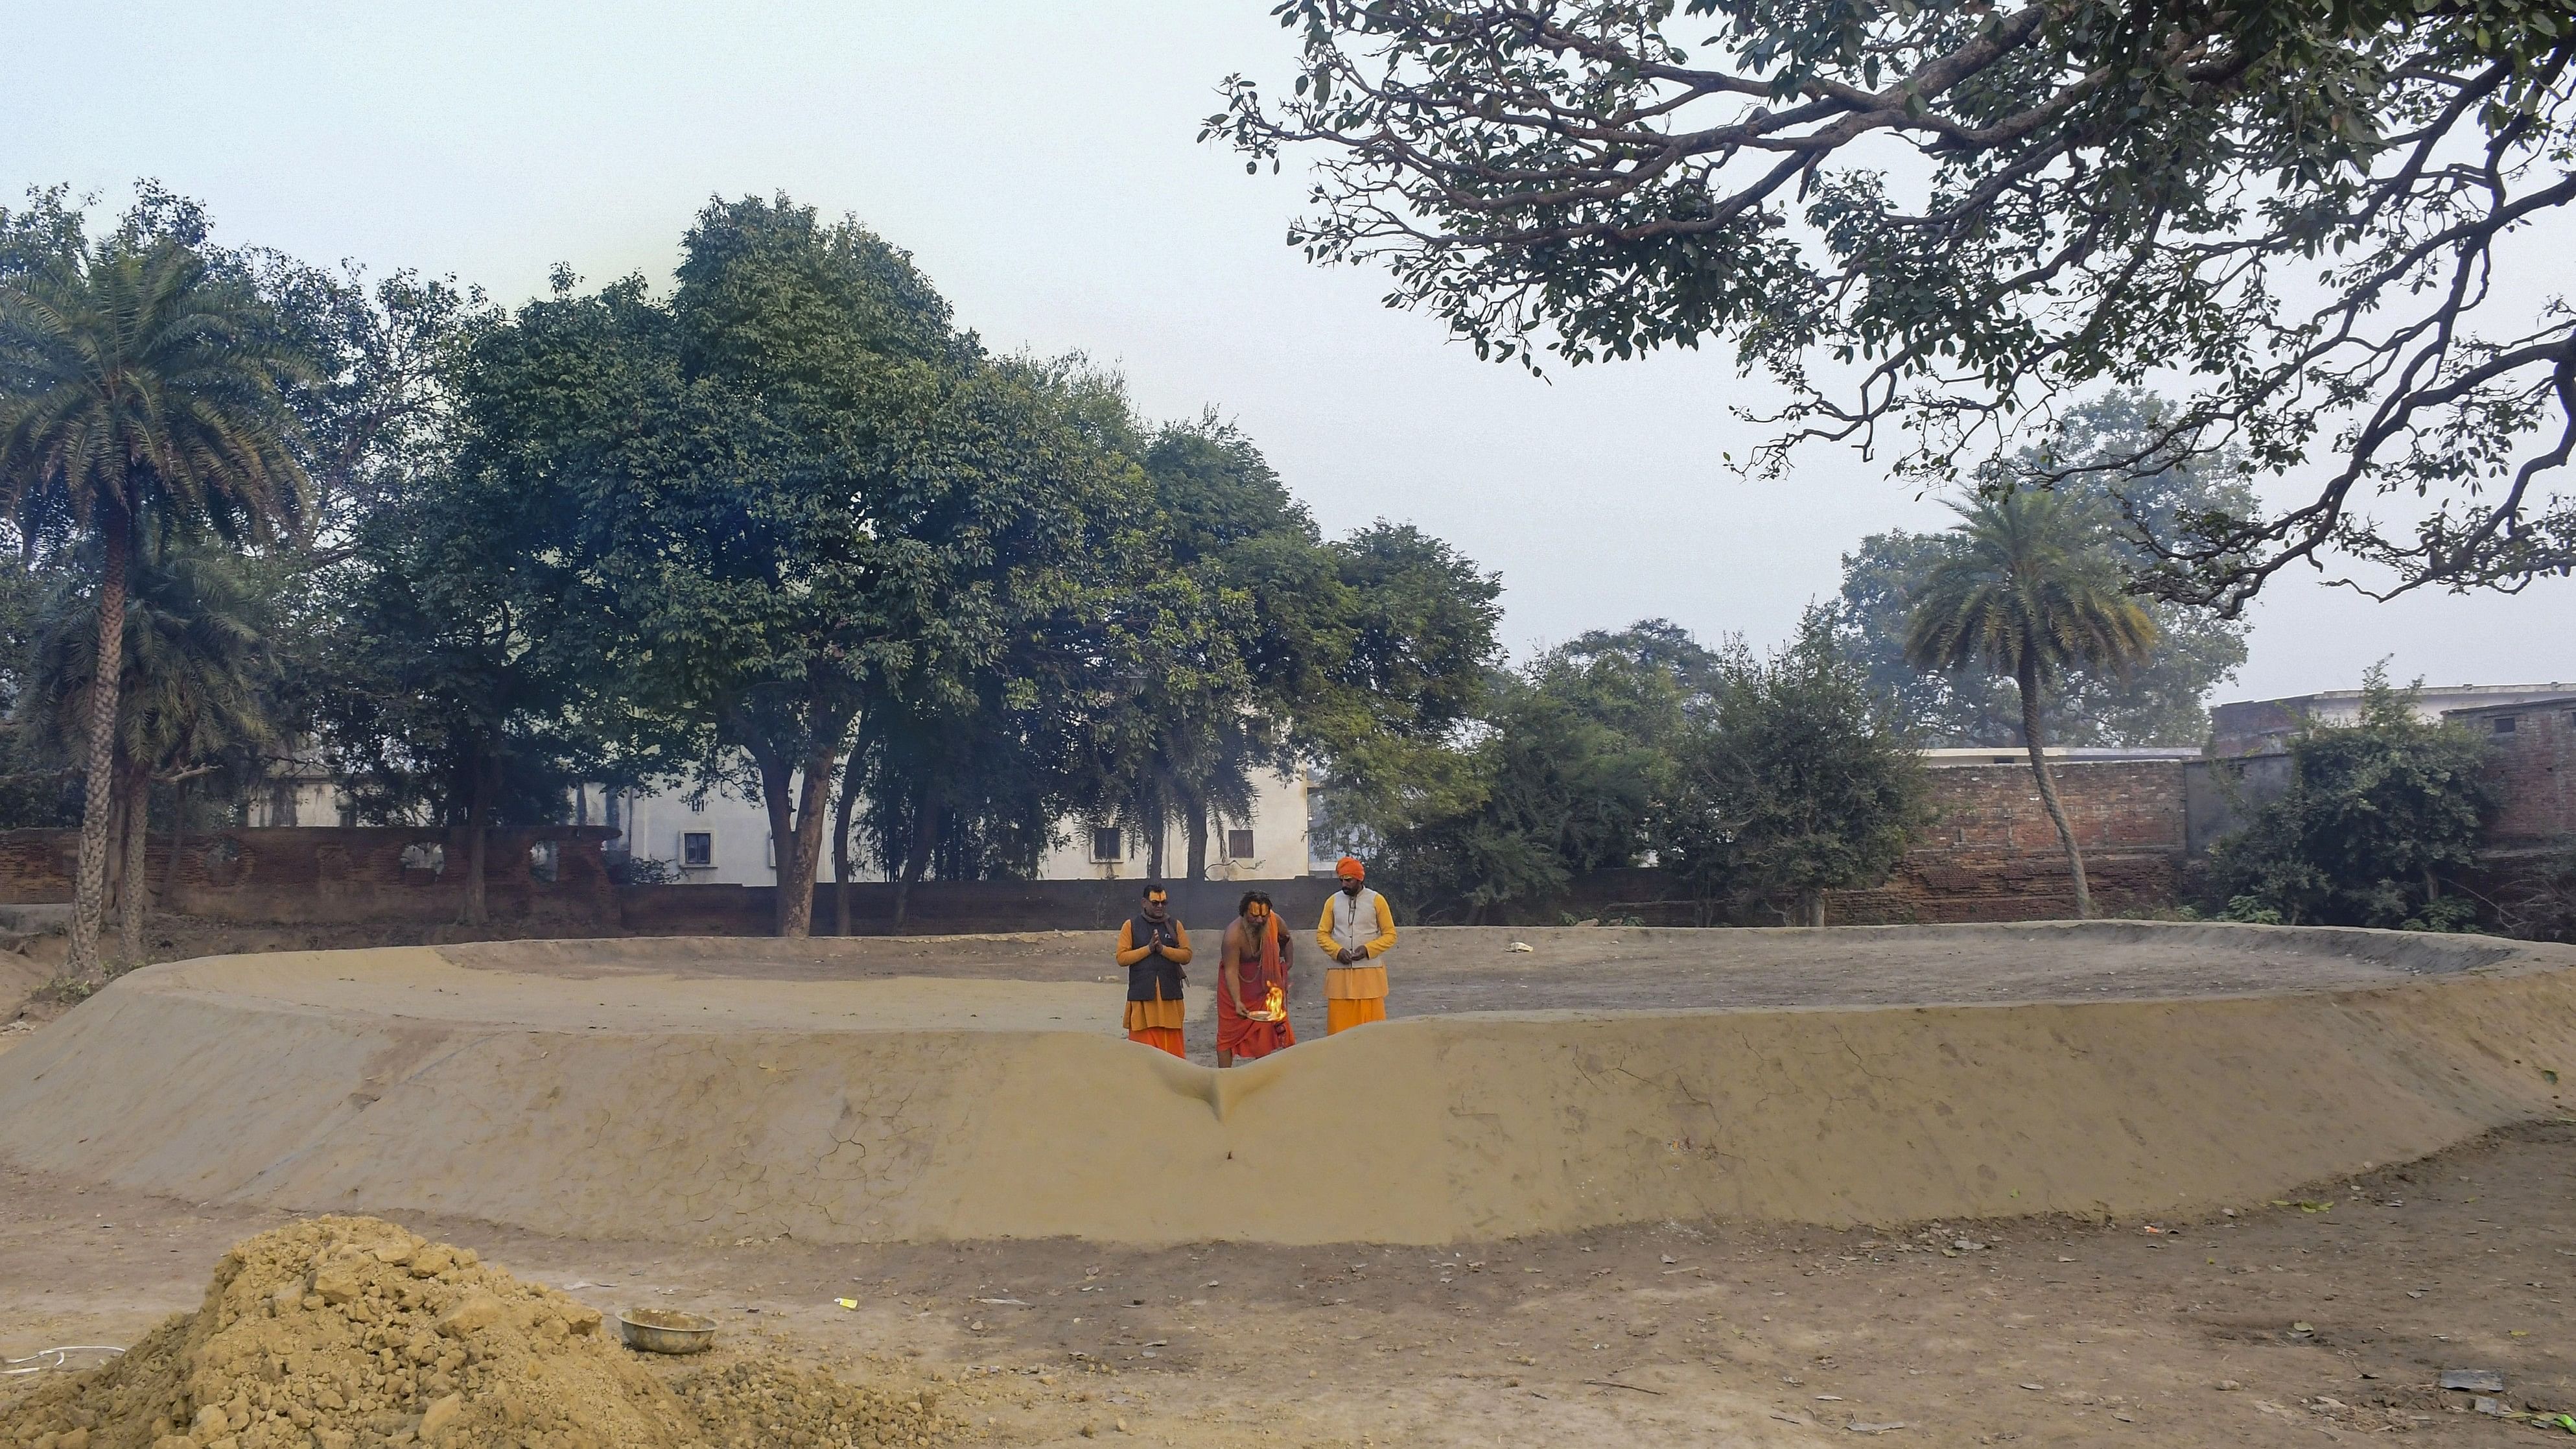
left=1914, top=759, right=2188, bottom=854
left=1816, top=759, right=2186, bottom=923
left=2474, top=704, right=2576, bottom=843
left=0, top=825, right=620, bottom=926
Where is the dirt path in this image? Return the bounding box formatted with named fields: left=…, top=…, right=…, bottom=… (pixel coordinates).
left=9, top=1123, right=2575, bottom=1446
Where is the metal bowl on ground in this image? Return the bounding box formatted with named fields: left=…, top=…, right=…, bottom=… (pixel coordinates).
left=618, top=1308, right=716, bottom=1354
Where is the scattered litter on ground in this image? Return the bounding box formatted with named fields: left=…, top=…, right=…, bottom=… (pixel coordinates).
left=2441, top=1369, right=2507, bottom=1393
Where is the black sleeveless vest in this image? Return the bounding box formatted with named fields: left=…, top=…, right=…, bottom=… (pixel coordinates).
left=1126, top=913, right=1186, bottom=1002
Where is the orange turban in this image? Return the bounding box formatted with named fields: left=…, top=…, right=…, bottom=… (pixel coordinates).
left=1335, top=856, right=1366, bottom=880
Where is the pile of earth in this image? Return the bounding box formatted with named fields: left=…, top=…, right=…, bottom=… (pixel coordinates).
left=0, top=1216, right=961, bottom=1449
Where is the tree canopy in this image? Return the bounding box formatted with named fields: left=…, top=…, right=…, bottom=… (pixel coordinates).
left=0, top=207, right=306, bottom=976
left=1664, top=609, right=1926, bottom=925
left=1322, top=614, right=1920, bottom=922
left=2205, top=668, right=2499, bottom=928
left=1840, top=392, right=2253, bottom=746
left=1210, top=0, right=2576, bottom=609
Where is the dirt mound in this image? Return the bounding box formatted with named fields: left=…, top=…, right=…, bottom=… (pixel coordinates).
left=8, top=927, right=2576, bottom=1244
left=0, top=1216, right=961, bottom=1449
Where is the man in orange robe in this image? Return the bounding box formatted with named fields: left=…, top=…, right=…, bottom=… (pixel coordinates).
left=1317, top=855, right=1397, bottom=1033
left=1215, top=890, right=1294, bottom=1066
left=1115, top=884, right=1191, bottom=1057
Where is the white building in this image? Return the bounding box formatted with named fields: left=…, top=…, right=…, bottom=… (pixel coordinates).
left=1033, top=766, right=1315, bottom=881
left=605, top=764, right=1321, bottom=885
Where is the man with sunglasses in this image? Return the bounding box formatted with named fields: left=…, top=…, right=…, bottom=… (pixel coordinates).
left=1114, top=883, right=1192, bottom=1057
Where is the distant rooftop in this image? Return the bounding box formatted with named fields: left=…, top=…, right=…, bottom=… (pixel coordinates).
left=2440, top=693, right=2576, bottom=719
left=2210, top=683, right=2576, bottom=755
left=1919, top=746, right=2202, bottom=768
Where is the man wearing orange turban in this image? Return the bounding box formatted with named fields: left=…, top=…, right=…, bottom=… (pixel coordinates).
left=1316, top=856, right=1396, bottom=1033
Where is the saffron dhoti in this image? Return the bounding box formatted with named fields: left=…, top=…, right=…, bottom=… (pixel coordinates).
left=1325, top=963, right=1388, bottom=1034
left=1216, top=996, right=1293, bottom=1059
left=1125, top=994, right=1187, bottom=1057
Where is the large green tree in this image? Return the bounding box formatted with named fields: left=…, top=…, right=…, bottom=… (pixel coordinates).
left=1327, top=621, right=1696, bottom=919
left=1327, top=613, right=1918, bottom=923
left=312, top=456, right=608, bottom=925
left=460, top=198, right=1135, bottom=936
left=1212, top=0, right=2576, bottom=608
left=1054, top=386, right=1500, bottom=888
left=1664, top=610, right=1926, bottom=925
left=0, top=235, right=303, bottom=978
left=1905, top=489, right=2159, bottom=918
left=1841, top=392, right=2254, bottom=746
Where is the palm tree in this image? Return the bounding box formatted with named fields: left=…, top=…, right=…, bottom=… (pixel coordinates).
left=1905, top=489, right=2158, bottom=919
left=29, top=543, right=283, bottom=962
left=0, top=241, right=303, bottom=980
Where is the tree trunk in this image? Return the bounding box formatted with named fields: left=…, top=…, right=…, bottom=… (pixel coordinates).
left=164, top=777, right=187, bottom=911
left=1140, top=783, right=1165, bottom=879
left=119, top=760, right=148, bottom=965
left=2016, top=656, right=2092, bottom=919
left=463, top=748, right=493, bottom=926
left=66, top=512, right=131, bottom=984
left=892, top=790, right=939, bottom=932
left=752, top=748, right=799, bottom=936
left=1184, top=793, right=1210, bottom=882
left=773, top=742, right=839, bottom=939
left=1801, top=889, right=1825, bottom=928
left=103, top=761, right=127, bottom=930
left=832, top=738, right=863, bottom=936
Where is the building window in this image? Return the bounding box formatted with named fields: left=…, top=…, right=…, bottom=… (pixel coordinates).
left=1090, top=827, right=1124, bottom=863
left=680, top=831, right=714, bottom=869
left=1227, top=829, right=1256, bottom=862
left=2496, top=716, right=2519, bottom=735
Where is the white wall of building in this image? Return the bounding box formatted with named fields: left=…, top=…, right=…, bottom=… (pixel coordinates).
left=610, top=761, right=1319, bottom=885
left=1034, top=766, right=1315, bottom=882
left=617, top=785, right=810, bottom=884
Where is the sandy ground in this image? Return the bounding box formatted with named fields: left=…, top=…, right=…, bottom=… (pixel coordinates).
left=8, top=1122, right=2576, bottom=1447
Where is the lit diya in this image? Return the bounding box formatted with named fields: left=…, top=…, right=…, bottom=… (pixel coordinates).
left=1247, top=982, right=1287, bottom=1022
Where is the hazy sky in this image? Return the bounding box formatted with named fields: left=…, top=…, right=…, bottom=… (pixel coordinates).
left=11, top=1, right=2572, bottom=703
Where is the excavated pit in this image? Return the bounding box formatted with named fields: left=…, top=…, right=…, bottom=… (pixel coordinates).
left=1, top=923, right=2570, bottom=1245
